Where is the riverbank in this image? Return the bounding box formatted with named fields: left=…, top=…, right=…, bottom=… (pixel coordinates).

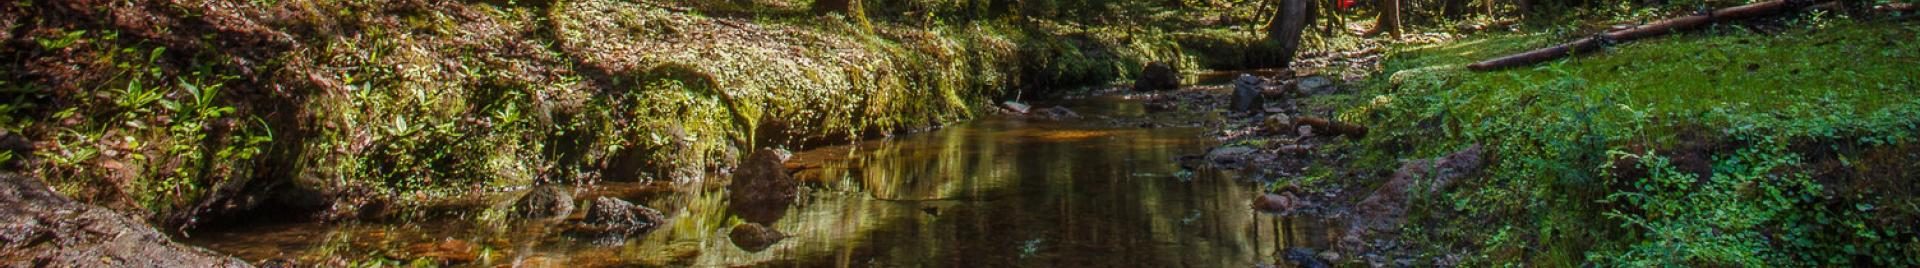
left=1, top=0, right=1295, bottom=265
left=1215, top=19, right=1920, bottom=266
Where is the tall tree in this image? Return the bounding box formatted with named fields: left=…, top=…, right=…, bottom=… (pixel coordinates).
left=1366, top=0, right=1403, bottom=38
left=1267, top=0, right=1314, bottom=67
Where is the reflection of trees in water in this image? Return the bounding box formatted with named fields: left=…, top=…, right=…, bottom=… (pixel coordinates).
left=695, top=115, right=1295, bottom=266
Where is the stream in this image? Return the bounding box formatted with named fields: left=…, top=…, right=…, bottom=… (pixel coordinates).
left=186, top=93, right=1334, bottom=267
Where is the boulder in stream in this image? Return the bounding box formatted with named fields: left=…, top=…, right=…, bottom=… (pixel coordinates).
left=1231, top=74, right=1268, bottom=114
left=728, top=148, right=797, bottom=225
left=511, top=185, right=575, bottom=221
left=0, top=173, right=251, bottom=267
left=728, top=223, right=788, bottom=252
left=577, top=197, right=666, bottom=237
left=1134, top=61, right=1181, bottom=91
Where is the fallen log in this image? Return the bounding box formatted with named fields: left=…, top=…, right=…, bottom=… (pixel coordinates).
left=1468, top=0, right=1827, bottom=71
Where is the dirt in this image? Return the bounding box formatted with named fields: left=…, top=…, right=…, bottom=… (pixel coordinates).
left=1340, top=144, right=1486, bottom=253
left=0, top=173, right=250, bottom=267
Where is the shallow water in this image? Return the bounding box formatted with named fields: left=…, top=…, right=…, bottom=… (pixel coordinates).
left=186, top=94, right=1331, bottom=267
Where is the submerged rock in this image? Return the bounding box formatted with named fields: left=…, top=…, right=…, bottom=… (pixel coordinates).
left=1037, top=106, right=1082, bottom=120
left=1231, top=74, right=1268, bottom=114
left=1134, top=61, right=1181, bottom=91
left=398, top=238, right=480, bottom=265
left=728, top=223, right=787, bottom=252
left=577, top=197, right=666, bottom=238
left=512, top=185, right=575, bottom=220
left=0, top=173, right=251, bottom=267
left=728, top=148, right=797, bottom=225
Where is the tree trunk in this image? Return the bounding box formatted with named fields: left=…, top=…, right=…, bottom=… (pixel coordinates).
left=814, top=0, right=872, bottom=31
left=1366, top=0, right=1403, bottom=38
left=1267, top=0, right=1314, bottom=68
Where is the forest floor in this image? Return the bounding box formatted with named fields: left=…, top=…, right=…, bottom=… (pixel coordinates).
left=1202, top=16, right=1920, bottom=266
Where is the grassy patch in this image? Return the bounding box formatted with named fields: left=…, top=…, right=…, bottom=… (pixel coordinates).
left=1331, top=20, right=1920, bottom=266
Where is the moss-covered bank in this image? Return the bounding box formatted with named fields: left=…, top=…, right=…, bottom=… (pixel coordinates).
left=0, top=0, right=1281, bottom=230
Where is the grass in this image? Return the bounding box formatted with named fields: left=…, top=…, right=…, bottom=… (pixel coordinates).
left=1321, top=19, right=1920, bottom=266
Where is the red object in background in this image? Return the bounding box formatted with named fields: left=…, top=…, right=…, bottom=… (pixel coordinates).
left=1338, top=0, right=1355, bottom=10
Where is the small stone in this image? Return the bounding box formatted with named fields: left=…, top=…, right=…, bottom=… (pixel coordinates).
left=1262, top=114, right=1294, bottom=133
left=1295, top=76, right=1334, bottom=95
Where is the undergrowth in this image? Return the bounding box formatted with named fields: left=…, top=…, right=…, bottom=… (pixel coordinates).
left=1335, top=20, right=1920, bottom=266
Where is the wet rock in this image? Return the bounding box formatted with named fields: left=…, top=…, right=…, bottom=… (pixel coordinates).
left=1284, top=248, right=1333, bottom=268
left=1231, top=74, right=1268, bottom=114
left=1205, top=146, right=1258, bottom=168
left=1341, top=144, right=1487, bottom=253
left=1261, top=114, right=1294, bottom=134
left=1001, top=101, right=1033, bottom=114
left=399, top=238, right=479, bottom=265
left=0, top=173, right=251, bottom=267
left=512, top=185, right=575, bottom=220
left=577, top=197, right=666, bottom=238
left=728, top=223, right=787, bottom=252
left=1252, top=193, right=1305, bottom=215
left=1134, top=61, right=1181, bottom=91
left=1295, top=76, right=1335, bottom=95
left=728, top=148, right=797, bottom=225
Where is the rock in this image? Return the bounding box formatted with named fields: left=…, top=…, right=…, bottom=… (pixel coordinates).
left=512, top=185, right=575, bottom=220
left=401, top=238, right=479, bottom=265
left=728, top=223, right=787, bottom=252
left=1205, top=146, right=1258, bottom=167
left=1295, top=76, right=1335, bottom=95
left=1284, top=248, right=1333, bottom=268
left=1134, top=61, right=1181, bottom=91
left=577, top=197, right=666, bottom=238
left=1252, top=193, right=1304, bottom=215
left=0, top=173, right=251, bottom=267
left=728, top=148, right=797, bottom=225
left=1001, top=101, right=1032, bottom=114
left=1037, top=106, right=1081, bottom=120
left=1231, top=74, right=1267, bottom=114
left=1317, top=251, right=1342, bottom=263
left=1262, top=114, right=1294, bottom=133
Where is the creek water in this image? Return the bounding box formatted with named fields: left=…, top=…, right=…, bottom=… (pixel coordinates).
left=185, top=94, right=1333, bottom=267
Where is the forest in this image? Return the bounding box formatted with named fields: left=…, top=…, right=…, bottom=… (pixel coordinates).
left=1, top=0, right=1916, bottom=267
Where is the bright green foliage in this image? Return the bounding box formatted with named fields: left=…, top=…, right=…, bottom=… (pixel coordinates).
left=1338, top=20, right=1920, bottom=266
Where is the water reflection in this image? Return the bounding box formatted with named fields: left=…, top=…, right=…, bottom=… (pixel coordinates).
left=185, top=95, right=1333, bottom=267
left=704, top=95, right=1323, bottom=266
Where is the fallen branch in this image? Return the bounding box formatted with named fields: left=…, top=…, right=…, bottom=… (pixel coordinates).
left=1468, top=0, right=1827, bottom=71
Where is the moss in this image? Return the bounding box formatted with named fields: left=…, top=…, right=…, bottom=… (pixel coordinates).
left=1329, top=20, right=1920, bottom=265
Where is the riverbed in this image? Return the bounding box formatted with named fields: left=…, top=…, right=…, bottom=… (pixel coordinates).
left=186, top=93, right=1333, bottom=267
